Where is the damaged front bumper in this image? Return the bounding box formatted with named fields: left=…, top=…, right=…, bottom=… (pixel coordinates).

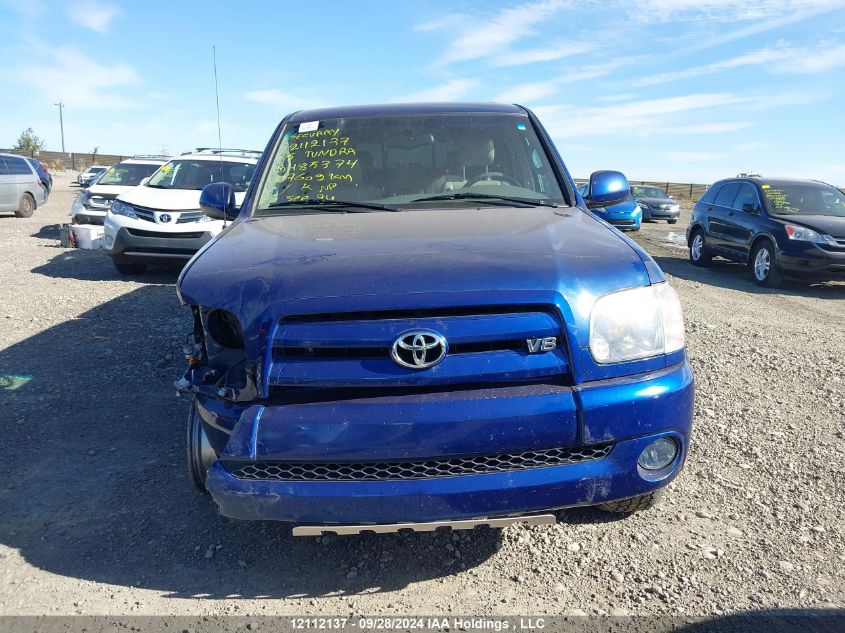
left=183, top=360, right=694, bottom=526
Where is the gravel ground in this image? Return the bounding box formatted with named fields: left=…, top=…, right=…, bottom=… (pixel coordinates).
left=0, top=174, right=843, bottom=619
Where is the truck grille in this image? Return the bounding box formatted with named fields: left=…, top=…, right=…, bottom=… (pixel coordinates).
left=222, top=443, right=612, bottom=481
left=267, top=304, right=570, bottom=388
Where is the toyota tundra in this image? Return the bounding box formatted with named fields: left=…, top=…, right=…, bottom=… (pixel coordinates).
left=176, top=103, right=694, bottom=535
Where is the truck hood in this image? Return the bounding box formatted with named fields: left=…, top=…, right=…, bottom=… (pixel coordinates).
left=179, top=206, right=655, bottom=352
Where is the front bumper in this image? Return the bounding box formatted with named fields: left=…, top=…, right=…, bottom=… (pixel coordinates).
left=105, top=225, right=212, bottom=260
left=201, top=361, right=694, bottom=525
left=644, top=207, right=680, bottom=219
left=778, top=244, right=845, bottom=280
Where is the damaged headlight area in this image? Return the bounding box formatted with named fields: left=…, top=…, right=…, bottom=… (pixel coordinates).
left=175, top=306, right=258, bottom=402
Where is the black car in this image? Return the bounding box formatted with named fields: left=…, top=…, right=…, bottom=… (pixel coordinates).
left=631, top=185, right=679, bottom=223
left=687, top=177, right=845, bottom=287
left=25, top=158, right=52, bottom=194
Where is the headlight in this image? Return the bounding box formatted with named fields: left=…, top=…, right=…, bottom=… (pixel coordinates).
left=111, top=200, right=137, bottom=219
left=785, top=224, right=828, bottom=244
left=633, top=206, right=642, bottom=216
left=589, top=283, right=685, bottom=364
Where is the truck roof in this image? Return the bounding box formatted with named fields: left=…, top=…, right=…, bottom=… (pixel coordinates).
left=287, top=102, right=525, bottom=123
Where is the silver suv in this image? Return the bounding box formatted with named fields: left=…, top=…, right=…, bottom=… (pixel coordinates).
left=0, top=152, right=47, bottom=217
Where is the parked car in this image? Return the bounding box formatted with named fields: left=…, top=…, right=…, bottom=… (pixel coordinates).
left=687, top=177, right=845, bottom=286
left=577, top=181, right=642, bottom=231
left=631, top=185, right=679, bottom=223
left=71, top=155, right=170, bottom=225
left=176, top=103, right=693, bottom=534
left=77, top=165, right=108, bottom=186
left=0, top=152, right=48, bottom=217
left=103, top=149, right=260, bottom=274
left=25, top=158, right=52, bottom=195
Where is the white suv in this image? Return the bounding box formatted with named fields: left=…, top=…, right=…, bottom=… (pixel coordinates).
left=103, top=149, right=260, bottom=274
left=71, top=155, right=171, bottom=225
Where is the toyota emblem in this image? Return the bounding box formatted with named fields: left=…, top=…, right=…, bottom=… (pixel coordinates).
left=159, top=213, right=172, bottom=223
left=390, top=330, right=447, bottom=369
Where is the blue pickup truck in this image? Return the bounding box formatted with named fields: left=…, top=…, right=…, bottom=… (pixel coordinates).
left=176, top=103, right=694, bottom=535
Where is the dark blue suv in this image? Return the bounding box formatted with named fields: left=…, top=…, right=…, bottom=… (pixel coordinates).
left=176, top=103, right=694, bottom=535
left=687, top=177, right=845, bottom=286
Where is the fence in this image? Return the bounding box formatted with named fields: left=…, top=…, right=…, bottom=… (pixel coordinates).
left=0, top=149, right=129, bottom=172
left=574, top=179, right=709, bottom=200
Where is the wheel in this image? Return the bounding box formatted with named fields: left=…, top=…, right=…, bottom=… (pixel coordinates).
left=112, top=258, right=147, bottom=275
left=668, top=219, right=678, bottom=225
left=187, top=400, right=216, bottom=493
left=598, top=491, right=664, bottom=514
left=750, top=240, right=783, bottom=288
left=689, top=229, right=713, bottom=266
left=14, top=193, right=35, bottom=218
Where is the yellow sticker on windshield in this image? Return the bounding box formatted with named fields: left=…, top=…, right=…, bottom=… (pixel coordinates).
left=761, top=184, right=770, bottom=189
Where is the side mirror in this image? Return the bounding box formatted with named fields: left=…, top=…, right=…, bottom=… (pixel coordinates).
left=742, top=202, right=759, bottom=214
left=586, top=170, right=630, bottom=206
left=140, top=177, right=150, bottom=186
left=200, top=182, right=238, bottom=221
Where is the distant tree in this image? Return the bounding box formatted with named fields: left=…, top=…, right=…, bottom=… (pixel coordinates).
left=91, top=146, right=99, bottom=161
left=14, top=128, right=46, bottom=152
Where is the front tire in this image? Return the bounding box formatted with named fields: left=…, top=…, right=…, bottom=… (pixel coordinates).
left=187, top=400, right=216, bottom=493
left=15, top=193, right=35, bottom=218
left=668, top=219, right=678, bottom=225
left=751, top=240, right=783, bottom=288
left=598, top=491, right=664, bottom=514
left=689, top=229, right=713, bottom=266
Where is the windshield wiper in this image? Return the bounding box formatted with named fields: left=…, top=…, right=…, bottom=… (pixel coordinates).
left=262, top=199, right=402, bottom=213
left=411, top=193, right=558, bottom=208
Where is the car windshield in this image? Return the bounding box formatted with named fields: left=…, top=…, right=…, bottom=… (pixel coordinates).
left=631, top=186, right=668, bottom=198
left=96, top=163, right=162, bottom=186
left=255, top=113, right=566, bottom=214
left=88, top=167, right=106, bottom=174
left=761, top=182, right=845, bottom=217
left=147, top=159, right=255, bottom=191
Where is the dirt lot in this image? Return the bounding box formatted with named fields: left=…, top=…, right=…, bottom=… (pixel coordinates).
left=0, top=174, right=843, bottom=618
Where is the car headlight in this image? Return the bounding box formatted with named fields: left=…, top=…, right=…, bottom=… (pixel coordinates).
left=785, top=224, right=828, bottom=244
left=589, top=283, right=685, bottom=364
left=110, top=200, right=138, bottom=219
left=633, top=206, right=642, bottom=217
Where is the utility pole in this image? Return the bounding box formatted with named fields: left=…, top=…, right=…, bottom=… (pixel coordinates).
left=54, top=101, right=65, bottom=153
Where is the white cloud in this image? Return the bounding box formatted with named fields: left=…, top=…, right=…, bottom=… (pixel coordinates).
left=776, top=42, right=845, bottom=72
left=68, top=1, right=120, bottom=34
left=664, top=122, right=753, bottom=134
left=18, top=44, right=139, bottom=110
left=244, top=89, right=325, bottom=111
left=433, top=0, right=571, bottom=65
left=493, top=56, right=641, bottom=104
left=494, top=81, right=559, bottom=104
left=535, top=92, right=747, bottom=138
left=627, top=0, right=842, bottom=23
left=490, top=41, right=593, bottom=67
left=395, top=79, right=480, bottom=102
left=665, top=151, right=724, bottom=162
left=633, top=42, right=845, bottom=87
left=736, top=141, right=767, bottom=151
left=413, top=14, right=467, bottom=32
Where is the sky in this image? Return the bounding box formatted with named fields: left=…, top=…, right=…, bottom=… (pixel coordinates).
left=1, top=0, right=844, bottom=184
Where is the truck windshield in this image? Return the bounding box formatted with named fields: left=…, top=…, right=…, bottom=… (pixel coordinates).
left=761, top=182, right=845, bottom=217
left=255, top=113, right=566, bottom=213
